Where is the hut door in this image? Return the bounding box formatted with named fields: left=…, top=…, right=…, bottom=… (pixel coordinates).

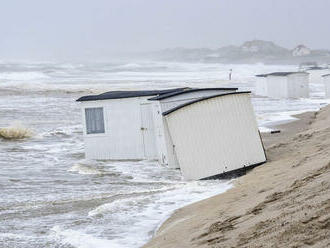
left=140, top=103, right=158, bottom=160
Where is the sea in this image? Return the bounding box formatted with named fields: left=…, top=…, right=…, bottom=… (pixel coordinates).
left=0, top=60, right=329, bottom=248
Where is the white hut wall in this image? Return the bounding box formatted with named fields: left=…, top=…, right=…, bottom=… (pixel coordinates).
left=287, top=73, right=309, bottom=98
left=323, top=76, right=330, bottom=98
left=151, top=101, right=171, bottom=165
left=162, top=117, right=180, bottom=169
left=266, top=76, right=288, bottom=98
left=255, top=77, right=267, bottom=96
left=164, top=93, right=266, bottom=180
left=81, top=98, right=145, bottom=160
left=308, top=69, right=330, bottom=84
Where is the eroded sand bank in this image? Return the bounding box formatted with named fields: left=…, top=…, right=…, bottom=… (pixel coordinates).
left=144, top=106, right=330, bottom=248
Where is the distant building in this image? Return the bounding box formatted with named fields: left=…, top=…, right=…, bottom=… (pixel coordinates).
left=76, top=87, right=266, bottom=180
left=322, top=74, right=330, bottom=98
left=292, top=45, right=311, bottom=57
left=255, top=72, right=309, bottom=98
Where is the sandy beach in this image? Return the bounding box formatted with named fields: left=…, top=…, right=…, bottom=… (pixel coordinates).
left=144, top=105, right=330, bottom=248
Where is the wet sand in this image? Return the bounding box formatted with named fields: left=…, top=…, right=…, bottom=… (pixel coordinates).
left=144, top=106, right=330, bottom=248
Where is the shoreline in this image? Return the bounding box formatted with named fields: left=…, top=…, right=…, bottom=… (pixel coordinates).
left=143, top=106, right=330, bottom=247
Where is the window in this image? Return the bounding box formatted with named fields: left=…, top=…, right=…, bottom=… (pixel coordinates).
left=85, top=107, right=105, bottom=134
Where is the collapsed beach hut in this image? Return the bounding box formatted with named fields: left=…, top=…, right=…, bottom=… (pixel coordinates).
left=305, top=66, right=330, bottom=84
left=77, top=87, right=266, bottom=180
left=255, top=72, right=309, bottom=98
left=323, top=74, right=330, bottom=98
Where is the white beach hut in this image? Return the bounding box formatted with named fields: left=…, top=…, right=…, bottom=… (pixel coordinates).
left=305, top=67, right=330, bottom=84
left=77, top=87, right=266, bottom=180
left=255, top=72, right=309, bottom=98
left=157, top=91, right=266, bottom=180
left=322, top=74, right=330, bottom=98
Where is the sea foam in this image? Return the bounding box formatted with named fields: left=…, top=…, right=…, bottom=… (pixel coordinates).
left=0, top=123, right=33, bottom=140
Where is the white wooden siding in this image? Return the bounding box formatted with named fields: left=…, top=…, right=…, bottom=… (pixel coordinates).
left=287, top=73, right=309, bottom=98
left=140, top=103, right=158, bottom=160
left=267, top=76, right=288, bottom=98
left=265, top=73, right=309, bottom=99
left=165, top=93, right=266, bottom=180
left=307, top=69, right=330, bottom=84
left=323, top=75, right=330, bottom=98
left=255, top=77, right=267, bottom=96
left=81, top=98, right=145, bottom=160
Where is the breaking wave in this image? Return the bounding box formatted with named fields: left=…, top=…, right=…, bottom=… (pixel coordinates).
left=68, top=162, right=111, bottom=175
left=0, top=123, right=33, bottom=140
left=51, top=226, right=121, bottom=248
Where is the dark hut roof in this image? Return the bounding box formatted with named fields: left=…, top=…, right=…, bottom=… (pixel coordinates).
left=76, top=88, right=188, bottom=102
left=256, top=72, right=308, bottom=77
left=306, top=66, right=328, bottom=70
left=163, top=91, right=251, bottom=116
left=148, top=87, right=238, bottom=101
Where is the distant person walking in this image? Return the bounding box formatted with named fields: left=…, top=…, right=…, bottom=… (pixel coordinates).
left=229, top=69, right=232, bottom=80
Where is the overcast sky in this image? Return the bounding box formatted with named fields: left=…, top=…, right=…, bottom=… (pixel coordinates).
left=1, top=0, right=330, bottom=60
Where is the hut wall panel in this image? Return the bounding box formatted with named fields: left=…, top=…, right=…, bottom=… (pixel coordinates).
left=81, top=98, right=145, bottom=160
left=266, top=76, right=288, bottom=98
left=308, top=69, right=330, bottom=84
left=288, top=74, right=309, bottom=98
left=324, top=76, right=330, bottom=98
left=152, top=102, right=172, bottom=166
left=255, top=77, right=268, bottom=96
left=165, top=93, right=266, bottom=180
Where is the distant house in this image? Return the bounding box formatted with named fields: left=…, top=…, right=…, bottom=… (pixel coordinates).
left=76, top=87, right=266, bottom=180
left=292, top=45, right=311, bottom=57
left=305, top=66, right=330, bottom=84
left=255, top=72, right=309, bottom=98
left=322, top=74, right=330, bottom=98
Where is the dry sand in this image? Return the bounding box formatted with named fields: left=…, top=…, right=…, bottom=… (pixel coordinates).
left=144, top=106, right=330, bottom=248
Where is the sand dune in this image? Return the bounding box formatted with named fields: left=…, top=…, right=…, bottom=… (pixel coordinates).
left=144, top=106, right=330, bottom=248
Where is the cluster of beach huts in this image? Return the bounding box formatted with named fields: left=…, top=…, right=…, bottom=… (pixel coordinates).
left=77, top=88, right=266, bottom=180
left=76, top=64, right=330, bottom=181
left=255, top=65, right=330, bottom=98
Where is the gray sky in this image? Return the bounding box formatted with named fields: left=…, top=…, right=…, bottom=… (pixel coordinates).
left=1, top=0, right=330, bottom=60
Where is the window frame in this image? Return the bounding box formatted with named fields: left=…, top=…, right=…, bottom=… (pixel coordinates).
left=84, top=107, right=106, bottom=135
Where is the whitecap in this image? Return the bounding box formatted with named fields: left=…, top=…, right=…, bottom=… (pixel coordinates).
left=51, top=226, right=122, bottom=248
left=68, top=163, right=104, bottom=175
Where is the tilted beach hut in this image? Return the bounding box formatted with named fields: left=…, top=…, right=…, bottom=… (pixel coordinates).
left=323, top=74, right=330, bottom=98
left=157, top=91, right=266, bottom=180
left=305, top=66, right=330, bottom=84
left=255, top=72, right=309, bottom=98
left=77, top=87, right=266, bottom=180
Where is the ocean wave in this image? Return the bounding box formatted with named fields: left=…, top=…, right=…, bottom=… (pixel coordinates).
left=68, top=163, right=105, bottom=175
left=43, top=125, right=83, bottom=138
left=87, top=185, right=180, bottom=217
left=51, top=226, right=122, bottom=248
left=88, top=197, right=143, bottom=217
